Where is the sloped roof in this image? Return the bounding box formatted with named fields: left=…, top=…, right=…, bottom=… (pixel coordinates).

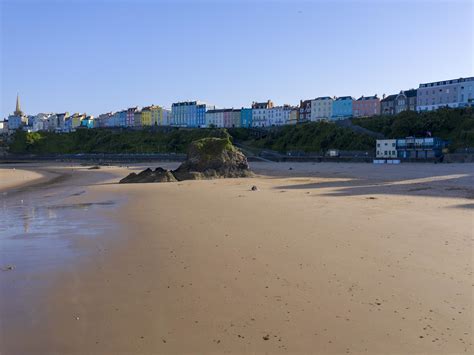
left=381, top=94, right=397, bottom=102
left=404, top=89, right=417, bottom=97
left=357, top=95, right=378, bottom=101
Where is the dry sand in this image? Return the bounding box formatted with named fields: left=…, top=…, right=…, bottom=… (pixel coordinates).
left=0, top=162, right=473, bottom=354
left=0, top=167, right=46, bottom=192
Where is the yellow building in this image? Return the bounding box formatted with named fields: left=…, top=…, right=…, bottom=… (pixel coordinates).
left=71, top=113, right=86, bottom=129
left=141, top=107, right=152, bottom=126
left=150, top=105, right=163, bottom=126
left=288, top=109, right=299, bottom=125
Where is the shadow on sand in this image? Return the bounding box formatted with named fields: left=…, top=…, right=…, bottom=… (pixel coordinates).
left=273, top=173, right=474, bottom=201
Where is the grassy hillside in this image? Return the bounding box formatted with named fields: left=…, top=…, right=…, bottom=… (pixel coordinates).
left=229, top=121, right=375, bottom=153
left=352, top=108, right=474, bottom=149
left=9, top=108, right=471, bottom=155
left=9, top=128, right=229, bottom=154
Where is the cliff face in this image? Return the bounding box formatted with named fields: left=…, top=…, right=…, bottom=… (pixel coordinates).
left=120, top=138, right=252, bottom=184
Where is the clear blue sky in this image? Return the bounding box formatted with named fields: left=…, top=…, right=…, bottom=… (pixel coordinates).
left=1, top=0, right=472, bottom=118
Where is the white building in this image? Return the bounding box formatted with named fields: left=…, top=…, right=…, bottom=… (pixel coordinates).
left=417, top=77, right=474, bottom=111
left=267, top=105, right=293, bottom=126
left=31, top=113, right=52, bottom=131
left=251, top=100, right=273, bottom=127
left=162, top=108, right=171, bottom=126
left=205, top=109, right=225, bottom=128
left=311, top=96, right=334, bottom=121
left=376, top=139, right=397, bottom=158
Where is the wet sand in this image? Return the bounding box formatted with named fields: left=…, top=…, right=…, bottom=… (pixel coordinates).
left=0, top=162, right=473, bottom=354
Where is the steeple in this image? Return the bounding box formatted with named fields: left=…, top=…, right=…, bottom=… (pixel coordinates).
left=14, top=93, right=23, bottom=116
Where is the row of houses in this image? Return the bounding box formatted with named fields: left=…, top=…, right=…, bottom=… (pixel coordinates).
left=3, top=77, right=473, bottom=133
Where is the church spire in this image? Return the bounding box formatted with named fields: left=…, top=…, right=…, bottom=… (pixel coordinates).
left=14, top=93, right=23, bottom=116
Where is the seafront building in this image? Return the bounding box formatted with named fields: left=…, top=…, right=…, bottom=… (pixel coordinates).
left=231, top=109, right=241, bottom=128
left=267, top=105, right=294, bottom=126
left=381, top=89, right=418, bottom=115
left=376, top=139, right=397, bottom=158
left=288, top=108, right=299, bottom=124
left=376, top=137, right=446, bottom=159
left=223, top=109, right=234, bottom=128
left=251, top=100, right=274, bottom=127
left=80, top=115, right=95, bottom=129
left=240, top=108, right=253, bottom=127
left=395, top=89, right=417, bottom=114
left=134, top=109, right=142, bottom=127
left=141, top=107, right=152, bottom=126
left=205, top=109, right=224, bottom=127
left=150, top=106, right=163, bottom=126
left=331, top=96, right=354, bottom=120
left=162, top=109, right=171, bottom=126
left=126, top=107, right=138, bottom=127
left=299, top=99, right=312, bottom=123
left=417, top=77, right=474, bottom=111
left=352, top=95, right=381, bottom=117
left=380, top=94, right=397, bottom=115
left=171, top=101, right=213, bottom=128
left=311, top=97, right=333, bottom=121
left=96, top=112, right=113, bottom=128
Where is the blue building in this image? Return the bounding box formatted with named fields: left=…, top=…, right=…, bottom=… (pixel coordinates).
left=196, top=104, right=207, bottom=127
left=171, top=101, right=214, bottom=127
left=240, top=108, right=253, bottom=127
left=396, top=137, right=446, bottom=159
left=331, top=96, right=354, bottom=120
left=117, top=110, right=127, bottom=127
left=80, top=116, right=95, bottom=129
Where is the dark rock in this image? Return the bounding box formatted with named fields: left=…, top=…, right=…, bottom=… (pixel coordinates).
left=120, top=137, right=252, bottom=184
left=88, top=166, right=101, bottom=170
left=251, top=185, right=258, bottom=191
left=119, top=167, right=177, bottom=183
left=173, top=137, right=252, bottom=181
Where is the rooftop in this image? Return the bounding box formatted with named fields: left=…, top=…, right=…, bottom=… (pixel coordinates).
left=357, top=95, right=379, bottom=101
left=381, top=94, right=397, bottom=102
left=419, top=77, right=474, bottom=88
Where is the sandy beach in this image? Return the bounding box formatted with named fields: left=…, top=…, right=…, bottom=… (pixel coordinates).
left=0, top=161, right=472, bottom=354
left=0, top=167, right=47, bottom=192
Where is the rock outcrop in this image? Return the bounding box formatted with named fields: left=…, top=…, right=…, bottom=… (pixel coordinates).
left=119, top=167, right=177, bottom=184
left=119, top=137, right=252, bottom=184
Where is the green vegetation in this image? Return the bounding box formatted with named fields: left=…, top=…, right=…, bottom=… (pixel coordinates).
left=9, top=128, right=229, bottom=154
left=229, top=122, right=375, bottom=152
left=8, top=108, right=472, bottom=155
left=352, top=108, right=474, bottom=149
left=191, top=137, right=235, bottom=157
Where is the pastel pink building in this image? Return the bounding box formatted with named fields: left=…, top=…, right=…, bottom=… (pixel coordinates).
left=353, top=95, right=381, bottom=117
left=223, top=109, right=234, bottom=128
